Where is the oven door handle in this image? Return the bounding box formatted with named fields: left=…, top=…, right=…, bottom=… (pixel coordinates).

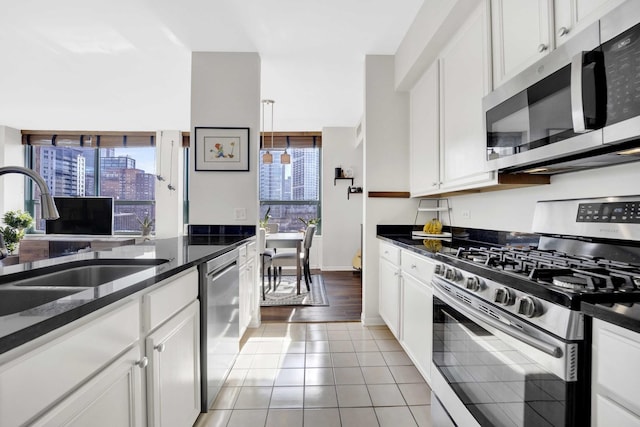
left=433, top=280, right=563, bottom=358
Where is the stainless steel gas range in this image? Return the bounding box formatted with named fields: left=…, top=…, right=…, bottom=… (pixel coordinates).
left=430, top=196, right=640, bottom=427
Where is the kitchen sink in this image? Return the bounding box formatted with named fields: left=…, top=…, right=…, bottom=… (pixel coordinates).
left=0, top=288, right=83, bottom=316
left=0, top=258, right=169, bottom=288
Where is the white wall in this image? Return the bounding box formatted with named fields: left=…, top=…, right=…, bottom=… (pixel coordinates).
left=321, top=127, right=363, bottom=271
left=189, top=52, right=260, bottom=225
left=362, top=56, right=417, bottom=325
left=445, top=162, right=640, bottom=232
left=0, top=126, right=26, bottom=215
left=154, top=130, right=185, bottom=238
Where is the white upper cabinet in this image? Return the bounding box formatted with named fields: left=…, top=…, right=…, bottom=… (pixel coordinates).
left=407, top=0, right=496, bottom=197
left=492, top=0, right=626, bottom=88
left=555, top=0, right=626, bottom=47
left=439, top=0, right=494, bottom=189
left=491, top=0, right=553, bottom=87
left=410, top=61, right=440, bottom=196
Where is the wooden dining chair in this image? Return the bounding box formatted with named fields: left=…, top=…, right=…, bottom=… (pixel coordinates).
left=270, top=225, right=316, bottom=292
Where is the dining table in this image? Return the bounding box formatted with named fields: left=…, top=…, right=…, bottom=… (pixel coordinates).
left=265, top=231, right=304, bottom=295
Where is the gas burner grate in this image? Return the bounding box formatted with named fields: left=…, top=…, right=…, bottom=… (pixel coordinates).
left=530, top=267, right=631, bottom=292
left=453, top=245, right=640, bottom=294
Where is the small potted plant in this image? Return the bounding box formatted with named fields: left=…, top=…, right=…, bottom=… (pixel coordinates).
left=259, top=207, right=271, bottom=229
left=0, top=210, right=34, bottom=255
left=137, top=215, right=154, bottom=237
left=298, top=217, right=320, bottom=229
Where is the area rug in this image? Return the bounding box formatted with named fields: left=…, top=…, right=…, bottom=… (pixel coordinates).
left=260, top=274, right=329, bottom=307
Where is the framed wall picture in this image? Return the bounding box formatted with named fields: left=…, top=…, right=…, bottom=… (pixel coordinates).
left=195, top=127, right=250, bottom=171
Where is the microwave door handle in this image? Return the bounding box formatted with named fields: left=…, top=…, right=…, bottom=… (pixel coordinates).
left=571, top=52, right=588, bottom=133
left=571, top=51, right=605, bottom=133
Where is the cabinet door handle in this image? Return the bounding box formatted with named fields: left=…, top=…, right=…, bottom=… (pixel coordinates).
left=136, top=357, right=149, bottom=369
left=538, top=44, right=548, bottom=53
left=557, top=26, right=569, bottom=37
left=155, top=343, right=166, bottom=353
left=411, top=264, right=417, bottom=269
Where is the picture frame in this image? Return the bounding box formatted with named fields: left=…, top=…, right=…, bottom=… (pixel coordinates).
left=195, top=127, right=250, bottom=171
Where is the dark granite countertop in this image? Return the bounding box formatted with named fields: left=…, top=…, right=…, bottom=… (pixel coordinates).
left=376, top=224, right=540, bottom=260
left=0, top=234, right=253, bottom=355
left=582, top=300, right=640, bottom=334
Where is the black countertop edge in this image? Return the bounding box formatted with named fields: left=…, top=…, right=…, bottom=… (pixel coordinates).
left=0, top=235, right=254, bottom=355
left=581, top=300, right=640, bottom=334
left=377, top=225, right=539, bottom=260
left=377, top=224, right=540, bottom=247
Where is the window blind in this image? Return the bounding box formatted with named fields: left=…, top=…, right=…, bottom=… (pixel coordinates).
left=260, top=132, right=322, bottom=149
left=22, top=130, right=192, bottom=148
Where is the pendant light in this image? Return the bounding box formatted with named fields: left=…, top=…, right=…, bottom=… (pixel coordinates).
left=280, top=135, right=291, bottom=164
left=261, top=99, right=274, bottom=164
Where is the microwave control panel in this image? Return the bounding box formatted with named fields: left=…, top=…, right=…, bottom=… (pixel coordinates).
left=576, top=202, right=640, bottom=223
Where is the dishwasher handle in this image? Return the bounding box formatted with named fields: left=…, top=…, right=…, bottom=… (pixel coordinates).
left=206, top=262, right=237, bottom=282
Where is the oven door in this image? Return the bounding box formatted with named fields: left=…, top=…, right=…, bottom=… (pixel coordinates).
left=431, top=278, right=588, bottom=427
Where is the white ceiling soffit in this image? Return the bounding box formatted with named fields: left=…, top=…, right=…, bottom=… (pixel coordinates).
left=0, top=0, right=423, bottom=131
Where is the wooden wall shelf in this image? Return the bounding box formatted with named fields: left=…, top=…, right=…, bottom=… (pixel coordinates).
left=367, top=191, right=411, bottom=198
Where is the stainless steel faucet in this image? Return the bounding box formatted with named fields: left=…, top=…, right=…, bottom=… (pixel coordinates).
left=0, top=166, right=59, bottom=259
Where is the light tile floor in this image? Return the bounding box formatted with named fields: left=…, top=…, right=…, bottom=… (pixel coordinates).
left=194, top=322, right=433, bottom=427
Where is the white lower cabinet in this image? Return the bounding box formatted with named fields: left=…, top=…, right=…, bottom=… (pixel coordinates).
left=31, top=346, right=145, bottom=427
left=239, top=241, right=257, bottom=335
left=379, top=242, right=402, bottom=339
left=400, top=251, right=435, bottom=384
left=1, top=267, right=201, bottom=427
left=0, top=300, right=140, bottom=427
left=378, top=240, right=436, bottom=384
left=592, top=318, right=640, bottom=426
left=146, top=300, right=200, bottom=427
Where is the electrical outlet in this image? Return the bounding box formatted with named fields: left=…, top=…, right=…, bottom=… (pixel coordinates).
left=461, top=209, right=471, bottom=220
left=234, top=208, right=247, bottom=221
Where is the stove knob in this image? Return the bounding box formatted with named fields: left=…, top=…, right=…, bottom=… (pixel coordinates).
left=465, top=276, right=484, bottom=292
left=516, top=296, right=540, bottom=318
left=434, top=264, right=445, bottom=276
left=494, top=287, right=514, bottom=306
left=445, top=267, right=461, bottom=282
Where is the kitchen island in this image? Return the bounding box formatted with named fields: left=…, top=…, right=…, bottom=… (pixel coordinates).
left=0, top=235, right=252, bottom=355
left=0, top=234, right=253, bottom=427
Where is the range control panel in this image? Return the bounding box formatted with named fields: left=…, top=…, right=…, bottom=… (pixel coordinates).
left=576, top=202, right=640, bottom=223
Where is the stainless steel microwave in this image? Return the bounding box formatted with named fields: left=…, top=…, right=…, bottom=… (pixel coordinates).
left=483, top=0, right=640, bottom=174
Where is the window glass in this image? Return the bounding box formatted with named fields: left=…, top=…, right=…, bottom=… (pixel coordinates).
left=30, top=146, right=155, bottom=234
left=259, top=148, right=321, bottom=233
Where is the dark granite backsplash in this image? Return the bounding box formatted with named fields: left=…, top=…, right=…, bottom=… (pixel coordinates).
left=188, top=224, right=256, bottom=236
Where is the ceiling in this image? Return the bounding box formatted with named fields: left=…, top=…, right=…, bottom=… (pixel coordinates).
left=0, top=0, right=423, bottom=132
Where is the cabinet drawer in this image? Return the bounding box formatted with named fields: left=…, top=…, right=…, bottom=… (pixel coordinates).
left=595, top=394, right=640, bottom=427
left=246, top=241, right=257, bottom=258
left=238, top=244, right=248, bottom=266
left=143, top=268, right=198, bottom=333
left=0, top=300, right=140, bottom=427
left=401, top=250, right=436, bottom=284
left=380, top=241, right=400, bottom=264
left=593, top=319, right=640, bottom=417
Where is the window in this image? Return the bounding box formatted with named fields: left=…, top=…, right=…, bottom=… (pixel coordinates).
left=28, top=146, right=156, bottom=234
left=259, top=145, right=321, bottom=233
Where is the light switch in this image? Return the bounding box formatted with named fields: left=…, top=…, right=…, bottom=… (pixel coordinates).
left=234, top=208, right=247, bottom=220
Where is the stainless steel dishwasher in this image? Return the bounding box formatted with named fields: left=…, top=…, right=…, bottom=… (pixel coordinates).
left=199, top=249, right=239, bottom=412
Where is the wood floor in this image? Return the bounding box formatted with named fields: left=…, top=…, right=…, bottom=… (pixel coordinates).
left=260, top=270, right=362, bottom=323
